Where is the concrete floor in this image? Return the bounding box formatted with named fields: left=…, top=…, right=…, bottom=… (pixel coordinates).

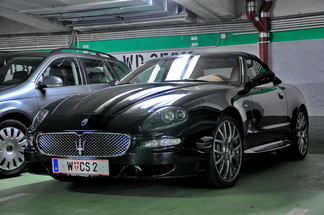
left=309, top=116, right=324, bottom=143
left=1, top=142, right=324, bottom=215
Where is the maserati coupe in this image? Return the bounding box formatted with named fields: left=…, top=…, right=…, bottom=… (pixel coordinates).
left=24, top=52, right=309, bottom=188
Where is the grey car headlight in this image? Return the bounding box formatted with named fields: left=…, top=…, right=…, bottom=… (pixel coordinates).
left=30, top=109, right=49, bottom=130
left=142, top=106, right=188, bottom=132
left=141, top=138, right=182, bottom=148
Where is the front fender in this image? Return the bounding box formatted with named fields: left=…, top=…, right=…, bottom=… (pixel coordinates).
left=0, top=99, right=38, bottom=122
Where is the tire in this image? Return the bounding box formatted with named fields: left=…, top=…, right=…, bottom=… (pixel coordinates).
left=277, top=109, right=309, bottom=160
left=289, top=109, right=309, bottom=160
left=0, top=119, right=28, bottom=177
left=201, top=114, right=243, bottom=188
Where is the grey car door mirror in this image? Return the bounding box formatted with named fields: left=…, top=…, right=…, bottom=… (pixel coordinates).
left=39, top=76, right=63, bottom=88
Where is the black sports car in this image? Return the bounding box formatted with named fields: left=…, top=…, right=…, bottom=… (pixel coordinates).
left=24, top=52, right=309, bottom=188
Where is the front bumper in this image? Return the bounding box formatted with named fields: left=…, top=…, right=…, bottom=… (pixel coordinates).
left=24, top=146, right=209, bottom=179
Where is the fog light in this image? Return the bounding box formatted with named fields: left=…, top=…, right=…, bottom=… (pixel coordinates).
left=142, top=138, right=181, bottom=148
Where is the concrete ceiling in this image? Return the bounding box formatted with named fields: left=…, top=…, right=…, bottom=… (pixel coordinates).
left=0, top=0, right=245, bottom=35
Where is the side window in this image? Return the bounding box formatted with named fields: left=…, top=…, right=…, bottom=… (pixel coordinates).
left=0, top=56, right=44, bottom=84
left=43, top=57, right=81, bottom=86
left=246, top=59, right=267, bottom=81
left=106, top=60, right=129, bottom=79
left=192, top=56, right=240, bottom=83
left=82, top=58, right=114, bottom=84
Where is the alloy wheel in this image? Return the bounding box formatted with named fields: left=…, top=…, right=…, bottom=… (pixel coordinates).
left=213, top=120, right=243, bottom=183
left=295, top=111, right=308, bottom=156
left=0, top=127, right=27, bottom=171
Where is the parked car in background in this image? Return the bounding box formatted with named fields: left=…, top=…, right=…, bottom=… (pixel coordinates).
left=25, top=52, right=309, bottom=188
left=0, top=48, right=130, bottom=177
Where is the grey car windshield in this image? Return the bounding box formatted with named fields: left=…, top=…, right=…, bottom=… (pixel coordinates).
left=0, top=56, right=45, bottom=85
left=120, top=54, right=241, bottom=85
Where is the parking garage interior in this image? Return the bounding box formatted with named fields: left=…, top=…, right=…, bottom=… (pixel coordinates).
left=0, top=0, right=323, bottom=215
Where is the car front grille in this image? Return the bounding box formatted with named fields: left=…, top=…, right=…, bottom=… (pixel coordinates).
left=36, top=132, right=131, bottom=157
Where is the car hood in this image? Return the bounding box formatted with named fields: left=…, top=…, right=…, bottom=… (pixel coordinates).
left=51, top=82, right=234, bottom=117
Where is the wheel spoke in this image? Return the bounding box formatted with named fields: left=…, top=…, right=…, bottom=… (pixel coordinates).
left=229, top=160, right=236, bottom=178
left=6, top=127, right=12, bottom=138
left=218, top=126, right=226, bottom=141
left=3, top=159, right=10, bottom=169
left=0, top=129, right=7, bottom=140
left=218, top=159, right=226, bottom=175
left=227, top=122, right=233, bottom=142
left=214, top=150, right=225, bottom=165
left=223, top=160, right=230, bottom=179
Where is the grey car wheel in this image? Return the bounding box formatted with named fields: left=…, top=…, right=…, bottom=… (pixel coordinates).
left=202, top=115, right=243, bottom=188
left=277, top=109, right=308, bottom=160
left=295, top=111, right=308, bottom=154
left=0, top=120, right=27, bottom=177
left=290, top=109, right=309, bottom=160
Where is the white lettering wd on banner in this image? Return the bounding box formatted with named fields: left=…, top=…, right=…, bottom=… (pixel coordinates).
left=114, top=50, right=192, bottom=70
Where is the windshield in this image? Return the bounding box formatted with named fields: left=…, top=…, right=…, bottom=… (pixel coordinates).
left=119, top=54, right=241, bottom=85
left=0, top=56, right=45, bottom=85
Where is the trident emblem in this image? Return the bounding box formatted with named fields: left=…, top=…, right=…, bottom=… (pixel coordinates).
left=75, top=138, right=86, bottom=156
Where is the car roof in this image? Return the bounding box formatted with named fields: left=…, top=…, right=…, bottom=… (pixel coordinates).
left=144, top=51, right=259, bottom=61
left=0, top=48, right=118, bottom=61
left=192, top=51, right=260, bottom=59
left=142, top=51, right=270, bottom=71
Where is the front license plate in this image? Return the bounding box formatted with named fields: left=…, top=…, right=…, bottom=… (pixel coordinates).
left=52, top=158, right=109, bottom=176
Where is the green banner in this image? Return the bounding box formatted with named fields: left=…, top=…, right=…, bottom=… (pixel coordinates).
left=74, top=28, right=324, bottom=53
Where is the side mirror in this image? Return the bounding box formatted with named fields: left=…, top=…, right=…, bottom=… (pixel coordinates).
left=252, top=71, right=276, bottom=86
left=238, top=71, right=276, bottom=95
left=38, top=76, right=63, bottom=88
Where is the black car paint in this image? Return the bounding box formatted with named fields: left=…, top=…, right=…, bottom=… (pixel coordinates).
left=27, top=83, right=303, bottom=162
left=24, top=52, right=308, bottom=184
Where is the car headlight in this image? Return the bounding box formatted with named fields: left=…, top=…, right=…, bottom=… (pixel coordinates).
left=30, top=109, right=49, bottom=130
left=142, top=106, right=188, bottom=132
left=141, top=138, right=181, bottom=148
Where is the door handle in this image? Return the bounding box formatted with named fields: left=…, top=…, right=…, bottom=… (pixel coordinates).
left=278, top=92, right=284, bottom=99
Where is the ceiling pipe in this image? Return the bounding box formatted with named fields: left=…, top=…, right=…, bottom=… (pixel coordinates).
left=246, top=0, right=273, bottom=64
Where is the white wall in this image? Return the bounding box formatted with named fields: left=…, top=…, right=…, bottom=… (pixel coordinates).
left=270, top=39, right=324, bottom=115
left=272, top=0, right=324, bottom=17
left=236, top=0, right=324, bottom=19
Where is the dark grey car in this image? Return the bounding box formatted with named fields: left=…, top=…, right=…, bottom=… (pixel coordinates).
left=0, top=48, right=130, bottom=177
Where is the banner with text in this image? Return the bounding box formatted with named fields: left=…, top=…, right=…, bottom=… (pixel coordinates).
left=113, top=50, right=192, bottom=70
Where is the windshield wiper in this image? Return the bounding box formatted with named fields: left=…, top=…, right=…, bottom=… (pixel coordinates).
left=162, top=79, right=208, bottom=83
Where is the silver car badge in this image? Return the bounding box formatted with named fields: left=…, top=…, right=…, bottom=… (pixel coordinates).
left=76, top=138, right=86, bottom=156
